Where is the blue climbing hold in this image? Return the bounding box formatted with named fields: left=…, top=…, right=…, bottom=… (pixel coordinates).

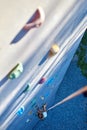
left=46, top=77, right=54, bottom=85
left=16, top=106, right=25, bottom=115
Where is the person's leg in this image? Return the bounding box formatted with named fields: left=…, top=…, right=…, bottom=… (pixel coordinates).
left=42, top=104, right=47, bottom=111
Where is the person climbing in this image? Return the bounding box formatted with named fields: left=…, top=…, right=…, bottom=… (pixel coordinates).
left=24, top=7, right=45, bottom=30
left=37, top=104, right=47, bottom=119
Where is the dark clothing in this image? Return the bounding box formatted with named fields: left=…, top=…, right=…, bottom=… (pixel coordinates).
left=83, top=91, right=87, bottom=97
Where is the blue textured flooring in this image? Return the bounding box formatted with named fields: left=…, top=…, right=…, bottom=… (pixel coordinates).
left=33, top=56, right=87, bottom=130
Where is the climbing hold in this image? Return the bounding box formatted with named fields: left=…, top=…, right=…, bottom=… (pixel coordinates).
left=23, top=83, right=30, bottom=93
left=39, top=77, right=46, bottom=84
left=50, top=44, right=60, bottom=55
left=26, top=118, right=31, bottom=123
left=16, top=106, right=25, bottom=115
left=23, top=7, right=45, bottom=30
left=8, top=62, right=23, bottom=79
left=46, top=77, right=54, bottom=85
left=28, top=110, right=33, bottom=115
left=40, top=96, right=45, bottom=100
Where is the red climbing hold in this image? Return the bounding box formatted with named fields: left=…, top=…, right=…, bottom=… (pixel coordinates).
left=39, top=77, right=46, bottom=84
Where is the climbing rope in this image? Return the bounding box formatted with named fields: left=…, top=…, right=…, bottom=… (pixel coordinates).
left=48, top=86, right=87, bottom=111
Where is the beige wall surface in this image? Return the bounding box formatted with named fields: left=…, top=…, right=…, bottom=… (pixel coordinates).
left=0, top=0, right=51, bottom=46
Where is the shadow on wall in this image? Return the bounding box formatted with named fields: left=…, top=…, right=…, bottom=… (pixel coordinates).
left=10, top=9, right=39, bottom=44
left=10, top=0, right=81, bottom=45
left=0, top=74, right=8, bottom=87
left=38, top=51, right=49, bottom=66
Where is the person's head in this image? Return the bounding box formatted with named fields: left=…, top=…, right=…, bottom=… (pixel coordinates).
left=38, top=113, right=43, bottom=119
